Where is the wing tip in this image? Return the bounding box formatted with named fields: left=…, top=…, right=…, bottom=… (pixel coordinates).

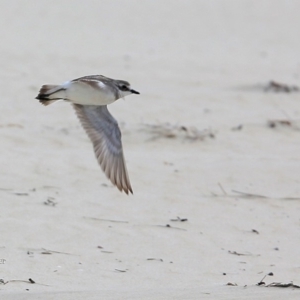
left=115, top=183, right=133, bottom=195
left=125, top=186, right=133, bottom=195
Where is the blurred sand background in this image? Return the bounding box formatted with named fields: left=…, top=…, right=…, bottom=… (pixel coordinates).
left=1, top=0, right=300, bottom=299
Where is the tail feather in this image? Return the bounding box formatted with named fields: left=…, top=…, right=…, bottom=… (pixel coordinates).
left=39, top=99, right=58, bottom=106
left=36, top=84, right=65, bottom=106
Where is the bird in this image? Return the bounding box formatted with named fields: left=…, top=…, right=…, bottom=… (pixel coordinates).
left=36, top=75, right=140, bottom=194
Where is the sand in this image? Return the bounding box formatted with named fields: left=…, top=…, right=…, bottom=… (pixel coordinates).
left=1, top=0, right=300, bottom=299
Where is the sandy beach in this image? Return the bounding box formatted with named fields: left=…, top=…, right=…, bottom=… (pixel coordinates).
left=1, top=0, right=300, bottom=299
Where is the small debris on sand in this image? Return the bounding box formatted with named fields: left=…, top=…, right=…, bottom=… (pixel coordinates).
left=141, top=122, right=215, bottom=141
left=264, top=80, right=299, bottom=93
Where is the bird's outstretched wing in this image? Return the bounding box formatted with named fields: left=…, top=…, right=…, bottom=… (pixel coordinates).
left=73, top=104, right=133, bottom=194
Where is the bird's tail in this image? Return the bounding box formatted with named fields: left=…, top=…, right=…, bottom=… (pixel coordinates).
left=36, top=85, right=66, bottom=106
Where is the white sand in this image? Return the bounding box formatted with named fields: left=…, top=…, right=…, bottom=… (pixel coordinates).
left=1, top=0, right=300, bottom=299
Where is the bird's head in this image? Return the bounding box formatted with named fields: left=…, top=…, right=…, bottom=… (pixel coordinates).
left=117, top=80, right=140, bottom=98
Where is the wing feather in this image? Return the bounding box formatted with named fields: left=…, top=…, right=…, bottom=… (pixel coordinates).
left=73, top=104, right=133, bottom=194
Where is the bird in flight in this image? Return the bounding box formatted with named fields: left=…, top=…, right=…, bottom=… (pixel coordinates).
left=36, top=75, right=140, bottom=194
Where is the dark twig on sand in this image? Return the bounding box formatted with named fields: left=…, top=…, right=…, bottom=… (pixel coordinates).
left=43, top=197, right=57, bottom=206
left=267, top=119, right=300, bottom=131
left=266, top=282, right=300, bottom=288
left=231, top=190, right=267, bottom=198
left=24, top=247, right=76, bottom=256
left=228, top=250, right=258, bottom=257
left=147, top=258, right=164, bottom=262
left=256, top=272, right=300, bottom=288
left=265, top=81, right=299, bottom=93
left=1, top=278, right=49, bottom=286
left=257, top=272, right=274, bottom=286
left=170, top=216, right=188, bottom=222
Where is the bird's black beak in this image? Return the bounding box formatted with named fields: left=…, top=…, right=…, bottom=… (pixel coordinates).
left=131, top=89, right=140, bottom=94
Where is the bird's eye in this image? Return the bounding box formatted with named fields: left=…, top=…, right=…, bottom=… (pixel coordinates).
left=120, top=85, right=128, bottom=91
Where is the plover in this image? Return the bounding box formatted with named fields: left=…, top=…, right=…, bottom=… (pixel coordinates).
left=36, top=75, right=139, bottom=194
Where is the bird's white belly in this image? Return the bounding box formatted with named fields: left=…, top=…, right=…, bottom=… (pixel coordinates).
left=64, top=81, right=116, bottom=105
